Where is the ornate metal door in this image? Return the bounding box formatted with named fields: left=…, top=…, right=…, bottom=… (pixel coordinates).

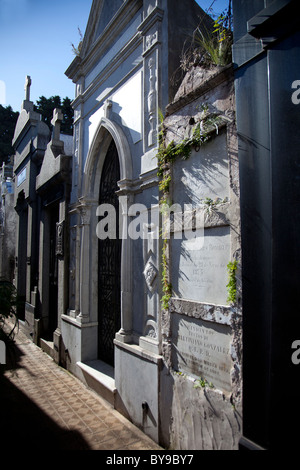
left=98, top=140, right=121, bottom=366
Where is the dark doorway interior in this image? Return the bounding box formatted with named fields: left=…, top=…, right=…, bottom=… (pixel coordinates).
left=98, top=140, right=121, bottom=366
left=47, top=203, right=59, bottom=339
left=16, top=198, right=28, bottom=321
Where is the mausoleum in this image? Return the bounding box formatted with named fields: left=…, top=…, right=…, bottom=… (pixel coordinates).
left=12, top=77, right=72, bottom=355
left=62, top=0, right=242, bottom=449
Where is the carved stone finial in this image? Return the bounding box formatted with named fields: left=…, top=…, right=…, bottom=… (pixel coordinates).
left=104, top=99, right=113, bottom=119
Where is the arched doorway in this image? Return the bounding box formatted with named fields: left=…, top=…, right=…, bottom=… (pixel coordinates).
left=98, top=139, right=121, bottom=366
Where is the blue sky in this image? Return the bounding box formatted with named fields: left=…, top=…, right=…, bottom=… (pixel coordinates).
left=0, top=0, right=229, bottom=112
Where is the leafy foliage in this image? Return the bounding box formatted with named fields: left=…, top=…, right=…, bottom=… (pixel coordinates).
left=194, top=17, right=233, bottom=67
left=226, top=260, right=238, bottom=304
left=201, top=196, right=228, bottom=214
left=0, top=105, right=19, bottom=165
left=194, top=376, right=214, bottom=389
left=180, top=2, right=233, bottom=70
left=161, top=238, right=172, bottom=310
left=0, top=280, right=19, bottom=341
left=34, top=96, right=74, bottom=136
left=71, top=27, right=83, bottom=57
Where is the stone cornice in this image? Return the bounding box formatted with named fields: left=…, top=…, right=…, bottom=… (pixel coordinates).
left=137, top=6, right=164, bottom=35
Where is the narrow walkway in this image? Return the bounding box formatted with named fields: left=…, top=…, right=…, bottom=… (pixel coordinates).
left=0, top=325, right=162, bottom=451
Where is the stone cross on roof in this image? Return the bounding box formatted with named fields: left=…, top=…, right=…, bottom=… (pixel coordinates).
left=51, top=108, right=63, bottom=141
left=24, top=75, right=31, bottom=101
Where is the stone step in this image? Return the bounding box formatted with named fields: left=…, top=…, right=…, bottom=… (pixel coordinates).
left=77, top=360, right=116, bottom=407
left=40, top=338, right=55, bottom=359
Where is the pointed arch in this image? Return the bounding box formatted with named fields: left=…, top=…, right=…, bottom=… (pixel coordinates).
left=83, top=117, right=133, bottom=200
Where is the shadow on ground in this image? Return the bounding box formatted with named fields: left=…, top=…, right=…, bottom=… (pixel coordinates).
left=0, top=333, right=92, bottom=450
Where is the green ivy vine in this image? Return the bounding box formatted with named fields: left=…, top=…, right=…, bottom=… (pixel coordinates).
left=226, top=260, right=238, bottom=304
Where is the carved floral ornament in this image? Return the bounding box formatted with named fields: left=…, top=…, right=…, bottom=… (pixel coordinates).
left=145, top=32, right=157, bottom=50
left=145, top=322, right=157, bottom=339
left=143, top=259, right=158, bottom=291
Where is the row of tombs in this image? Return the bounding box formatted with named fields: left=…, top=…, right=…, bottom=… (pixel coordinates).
left=9, top=0, right=242, bottom=450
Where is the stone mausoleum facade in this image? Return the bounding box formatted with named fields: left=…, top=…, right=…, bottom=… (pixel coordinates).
left=12, top=0, right=242, bottom=450
left=62, top=0, right=242, bottom=449
left=0, top=160, right=15, bottom=282
left=12, top=78, right=73, bottom=358
left=11, top=0, right=300, bottom=452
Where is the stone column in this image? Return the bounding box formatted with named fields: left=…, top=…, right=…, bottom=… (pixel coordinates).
left=139, top=205, right=160, bottom=355
left=115, top=189, right=134, bottom=343
left=77, top=201, right=93, bottom=324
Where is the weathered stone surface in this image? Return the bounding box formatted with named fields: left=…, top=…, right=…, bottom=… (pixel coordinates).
left=168, top=64, right=235, bottom=116
left=169, top=374, right=242, bottom=450
left=159, top=55, right=242, bottom=451
left=0, top=162, right=16, bottom=282
left=172, top=134, right=230, bottom=205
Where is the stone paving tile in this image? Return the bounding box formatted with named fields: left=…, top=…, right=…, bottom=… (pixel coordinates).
left=0, top=326, right=162, bottom=451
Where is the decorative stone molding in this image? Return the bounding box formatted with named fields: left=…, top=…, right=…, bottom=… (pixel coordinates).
left=143, top=259, right=158, bottom=292
left=73, top=123, right=80, bottom=188
left=103, top=99, right=113, bottom=119
left=145, top=31, right=158, bottom=52
left=147, top=57, right=157, bottom=147
left=83, top=117, right=133, bottom=198
left=141, top=219, right=159, bottom=349
left=78, top=204, right=91, bottom=226
left=55, top=221, right=64, bottom=256
left=138, top=6, right=164, bottom=38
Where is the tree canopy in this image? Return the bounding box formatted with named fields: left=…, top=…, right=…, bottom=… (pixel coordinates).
left=0, top=105, right=19, bottom=166
left=0, top=96, right=74, bottom=166
left=34, top=96, right=74, bottom=136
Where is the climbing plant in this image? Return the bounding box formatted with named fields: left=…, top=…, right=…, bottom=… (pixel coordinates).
left=0, top=279, right=19, bottom=343
left=226, top=260, right=238, bottom=304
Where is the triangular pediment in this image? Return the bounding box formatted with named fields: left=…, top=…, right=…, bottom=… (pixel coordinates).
left=80, top=0, right=125, bottom=58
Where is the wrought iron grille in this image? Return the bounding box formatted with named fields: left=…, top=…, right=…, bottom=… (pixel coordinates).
left=98, top=140, right=121, bottom=366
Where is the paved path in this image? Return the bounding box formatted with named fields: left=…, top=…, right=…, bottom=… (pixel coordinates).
left=0, top=325, right=162, bottom=451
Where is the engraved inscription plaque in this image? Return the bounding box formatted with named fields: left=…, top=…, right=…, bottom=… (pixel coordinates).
left=171, top=313, right=232, bottom=392
left=171, top=226, right=231, bottom=305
